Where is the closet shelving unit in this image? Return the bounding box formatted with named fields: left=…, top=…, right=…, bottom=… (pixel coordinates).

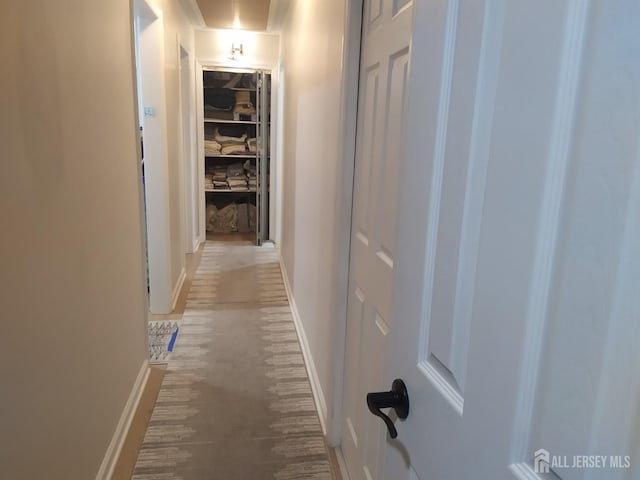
left=202, top=68, right=270, bottom=244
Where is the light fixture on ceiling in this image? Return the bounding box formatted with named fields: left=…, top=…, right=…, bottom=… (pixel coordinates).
left=230, top=42, right=243, bottom=60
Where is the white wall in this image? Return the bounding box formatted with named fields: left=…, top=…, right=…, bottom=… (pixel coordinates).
left=0, top=1, right=148, bottom=478
left=159, top=0, right=196, bottom=288
left=279, top=0, right=349, bottom=434
left=195, top=29, right=279, bottom=67
left=137, top=0, right=196, bottom=313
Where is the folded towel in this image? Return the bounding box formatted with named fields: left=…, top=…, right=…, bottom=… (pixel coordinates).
left=221, top=144, right=247, bottom=155
left=235, top=91, right=252, bottom=105
left=205, top=140, right=222, bottom=155
left=234, top=103, right=256, bottom=115
left=215, top=134, right=246, bottom=145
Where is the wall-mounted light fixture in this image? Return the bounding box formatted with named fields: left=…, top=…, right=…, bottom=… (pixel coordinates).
left=230, top=42, right=243, bottom=60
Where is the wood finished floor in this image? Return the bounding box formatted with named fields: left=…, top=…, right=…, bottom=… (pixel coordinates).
left=113, top=240, right=343, bottom=480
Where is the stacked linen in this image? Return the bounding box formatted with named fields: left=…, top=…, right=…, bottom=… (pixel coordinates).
left=247, top=137, right=257, bottom=154
left=211, top=165, right=228, bottom=189
left=204, top=127, right=222, bottom=156
left=215, top=125, right=247, bottom=155
left=234, top=90, right=256, bottom=120
left=221, top=144, right=246, bottom=155
left=227, top=179, right=247, bottom=191
left=204, top=165, right=229, bottom=190
left=227, top=162, right=248, bottom=191
left=245, top=125, right=257, bottom=153
left=205, top=140, right=222, bottom=155
left=204, top=173, right=214, bottom=190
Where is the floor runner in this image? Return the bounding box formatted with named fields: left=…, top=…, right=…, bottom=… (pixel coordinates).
left=133, top=242, right=332, bottom=479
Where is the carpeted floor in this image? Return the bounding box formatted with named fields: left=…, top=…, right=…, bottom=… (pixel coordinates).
left=132, top=241, right=332, bottom=479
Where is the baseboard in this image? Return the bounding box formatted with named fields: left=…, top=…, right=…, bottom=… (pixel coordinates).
left=95, top=360, right=150, bottom=480
left=170, top=267, right=187, bottom=311
left=334, top=446, right=351, bottom=480
left=192, top=236, right=201, bottom=253
left=279, top=258, right=328, bottom=434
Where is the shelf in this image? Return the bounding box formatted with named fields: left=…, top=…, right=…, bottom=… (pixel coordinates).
left=205, top=189, right=257, bottom=193
left=205, top=154, right=257, bottom=158
left=204, top=118, right=256, bottom=124
left=203, top=86, right=256, bottom=92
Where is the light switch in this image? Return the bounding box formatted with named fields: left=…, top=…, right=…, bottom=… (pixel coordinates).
left=144, top=107, right=155, bottom=117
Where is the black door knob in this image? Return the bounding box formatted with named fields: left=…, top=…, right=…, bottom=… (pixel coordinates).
left=366, top=378, right=409, bottom=439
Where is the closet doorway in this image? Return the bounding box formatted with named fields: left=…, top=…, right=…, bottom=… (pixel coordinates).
left=199, top=67, right=273, bottom=245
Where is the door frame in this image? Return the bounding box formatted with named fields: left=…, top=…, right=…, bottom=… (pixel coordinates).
left=326, top=0, right=364, bottom=450
left=133, top=0, right=175, bottom=314
left=177, top=39, right=199, bottom=254
left=194, top=59, right=280, bottom=244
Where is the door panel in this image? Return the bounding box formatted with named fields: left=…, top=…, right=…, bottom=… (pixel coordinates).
left=376, top=48, right=409, bottom=265
left=342, top=0, right=413, bottom=479
left=508, top=3, right=640, bottom=478
left=387, top=1, right=493, bottom=477
left=401, top=0, right=571, bottom=474
left=343, top=291, right=392, bottom=480
left=352, top=65, right=380, bottom=244
left=369, top=0, right=383, bottom=26
left=419, top=0, right=488, bottom=407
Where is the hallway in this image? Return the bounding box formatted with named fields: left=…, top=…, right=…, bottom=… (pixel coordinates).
left=2, top=2, right=359, bottom=478
left=5, top=1, right=640, bottom=478
left=132, top=241, right=334, bottom=479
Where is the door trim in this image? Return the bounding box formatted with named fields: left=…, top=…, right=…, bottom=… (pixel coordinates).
left=326, top=0, right=364, bottom=447
left=177, top=39, right=200, bottom=254
left=134, top=0, right=175, bottom=314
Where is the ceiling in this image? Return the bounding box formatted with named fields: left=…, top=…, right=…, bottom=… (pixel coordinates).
left=194, top=0, right=271, bottom=31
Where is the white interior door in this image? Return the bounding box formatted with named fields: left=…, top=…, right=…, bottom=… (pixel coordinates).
left=341, top=0, right=413, bottom=478
left=343, top=0, right=640, bottom=479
